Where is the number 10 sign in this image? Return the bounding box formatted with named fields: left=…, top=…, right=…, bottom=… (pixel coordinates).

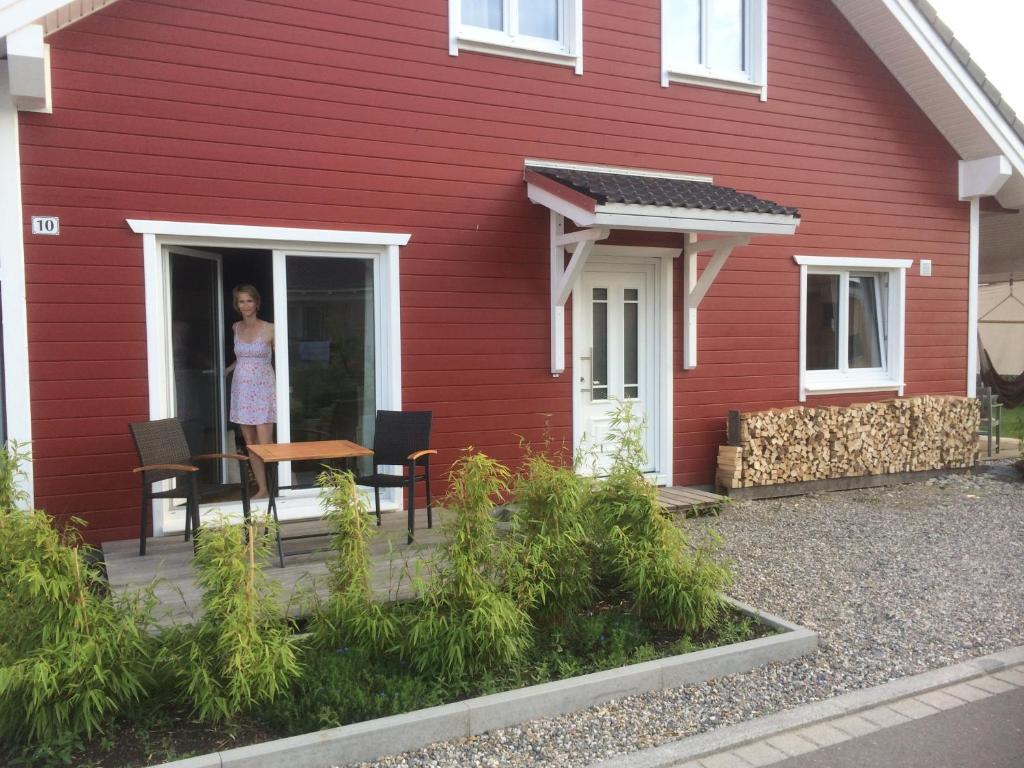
left=31, top=216, right=60, bottom=235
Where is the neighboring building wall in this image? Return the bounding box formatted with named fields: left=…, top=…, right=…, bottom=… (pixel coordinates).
left=18, top=0, right=966, bottom=540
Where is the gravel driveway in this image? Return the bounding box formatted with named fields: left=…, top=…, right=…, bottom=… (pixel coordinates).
left=353, top=464, right=1024, bottom=768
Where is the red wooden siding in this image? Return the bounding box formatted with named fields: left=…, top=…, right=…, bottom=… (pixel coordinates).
left=19, top=0, right=967, bottom=540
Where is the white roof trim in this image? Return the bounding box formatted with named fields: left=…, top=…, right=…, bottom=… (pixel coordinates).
left=525, top=158, right=713, bottom=184
left=594, top=205, right=799, bottom=235
left=526, top=181, right=800, bottom=236
left=832, top=0, right=1024, bottom=205
left=1, top=0, right=73, bottom=38
left=126, top=219, right=412, bottom=246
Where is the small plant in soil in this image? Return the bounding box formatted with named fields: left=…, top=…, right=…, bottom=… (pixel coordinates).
left=169, top=513, right=302, bottom=724
left=402, top=451, right=532, bottom=682
left=0, top=510, right=156, bottom=758
left=308, top=468, right=397, bottom=652
left=587, top=402, right=732, bottom=632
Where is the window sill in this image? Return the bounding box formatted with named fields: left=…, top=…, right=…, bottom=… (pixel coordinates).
left=803, top=379, right=903, bottom=398
left=453, top=35, right=581, bottom=73
left=663, top=69, right=765, bottom=98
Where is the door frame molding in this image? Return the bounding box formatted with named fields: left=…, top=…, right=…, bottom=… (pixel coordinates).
left=131, top=220, right=409, bottom=535
left=571, top=246, right=675, bottom=485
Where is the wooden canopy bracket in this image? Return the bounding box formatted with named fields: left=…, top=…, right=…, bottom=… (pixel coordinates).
left=682, top=234, right=751, bottom=370
left=550, top=213, right=610, bottom=375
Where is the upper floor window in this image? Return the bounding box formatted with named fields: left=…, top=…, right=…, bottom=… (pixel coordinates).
left=662, top=0, right=767, bottom=96
left=795, top=256, right=913, bottom=401
left=449, top=0, right=583, bottom=73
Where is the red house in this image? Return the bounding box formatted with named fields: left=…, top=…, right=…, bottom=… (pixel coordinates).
left=1, top=0, right=1021, bottom=544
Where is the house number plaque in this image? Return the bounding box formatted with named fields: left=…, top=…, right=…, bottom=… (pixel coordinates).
left=31, top=216, right=60, bottom=235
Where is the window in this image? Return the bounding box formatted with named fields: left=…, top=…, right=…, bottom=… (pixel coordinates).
left=449, top=0, right=582, bottom=73
left=662, top=0, right=766, bottom=95
left=795, top=256, right=913, bottom=401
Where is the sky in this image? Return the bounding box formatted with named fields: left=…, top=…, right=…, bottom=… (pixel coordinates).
left=927, top=0, right=1024, bottom=113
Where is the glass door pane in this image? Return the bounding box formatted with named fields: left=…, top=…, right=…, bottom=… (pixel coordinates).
left=591, top=287, right=608, bottom=401
left=623, top=287, right=639, bottom=399
left=285, top=256, right=375, bottom=485
left=169, top=252, right=225, bottom=486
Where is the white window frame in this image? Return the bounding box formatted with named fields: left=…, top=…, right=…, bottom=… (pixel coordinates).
left=449, top=0, right=583, bottom=74
left=661, top=0, right=768, bottom=99
left=795, top=255, right=913, bottom=402
left=128, top=220, right=408, bottom=535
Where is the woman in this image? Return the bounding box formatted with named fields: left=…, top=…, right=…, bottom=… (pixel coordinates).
left=225, top=284, right=275, bottom=499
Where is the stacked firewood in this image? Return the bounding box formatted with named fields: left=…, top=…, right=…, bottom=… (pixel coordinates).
left=717, top=396, right=979, bottom=490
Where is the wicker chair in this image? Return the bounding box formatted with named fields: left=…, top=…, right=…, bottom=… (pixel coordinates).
left=357, top=410, right=436, bottom=544
left=129, top=418, right=251, bottom=556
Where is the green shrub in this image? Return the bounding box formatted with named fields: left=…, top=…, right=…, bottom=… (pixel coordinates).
left=589, top=403, right=731, bottom=632
left=0, top=511, right=155, bottom=752
left=173, top=515, right=302, bottom=723
left=403, top=452, right=531, bottom=681
left=509, top=447, right=595, bottom=627
left=309, top=468, right=396, bottom=652
left=0, top=439, right=30, bottom=513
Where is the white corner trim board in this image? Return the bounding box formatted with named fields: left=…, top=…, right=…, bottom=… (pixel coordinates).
left=0, top=66, right=33, bottom=503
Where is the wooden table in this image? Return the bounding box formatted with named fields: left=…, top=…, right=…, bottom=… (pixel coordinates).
left=247, top=439, right=374, bottom=567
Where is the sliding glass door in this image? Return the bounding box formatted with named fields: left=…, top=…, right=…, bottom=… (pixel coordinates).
left=280, top=254, right=376, bottom=484
left=168, top=249, right=226, bottom=486
left=273, top=251, right=378, bottom=490
left=156, top=241, right=398, bottom=531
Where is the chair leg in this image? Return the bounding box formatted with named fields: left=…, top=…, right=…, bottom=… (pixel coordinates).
left=240, top=460, right=251, bottom=523
left=139, top=491, right=148, bottom=557
left=374, top=486, right=382, bottom=526
left=425, top=460, right=433, bottom=529
left=189, top=474, right=201, bottom=554
left=406, top=477, right=415, bottom=546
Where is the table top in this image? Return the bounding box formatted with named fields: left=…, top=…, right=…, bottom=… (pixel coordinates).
left=247, top=439, right=373, bottom=463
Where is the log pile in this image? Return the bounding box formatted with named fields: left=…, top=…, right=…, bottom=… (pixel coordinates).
left=717, top=396, right=979, bottom=490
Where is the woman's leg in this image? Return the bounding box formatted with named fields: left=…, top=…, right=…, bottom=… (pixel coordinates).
left=240, top=423, right=269, bottom=499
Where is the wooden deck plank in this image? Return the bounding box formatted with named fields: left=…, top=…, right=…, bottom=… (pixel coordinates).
left=103, top=507, right=445, bottom=627
left=105, top=488, right=725, bottom=626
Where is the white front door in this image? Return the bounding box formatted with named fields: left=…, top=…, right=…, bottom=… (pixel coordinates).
left=574, top=260, right=660, bottom=477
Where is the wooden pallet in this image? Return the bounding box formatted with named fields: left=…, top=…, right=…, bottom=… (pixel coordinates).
left=657, top=485, right=727, bottom=513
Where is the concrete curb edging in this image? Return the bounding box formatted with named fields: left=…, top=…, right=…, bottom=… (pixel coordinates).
left=154, top=598, right=817, bottom=768
left=588, top=644, right=1024, bottom=768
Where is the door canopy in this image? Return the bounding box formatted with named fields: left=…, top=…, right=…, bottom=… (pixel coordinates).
left=525, top=162, right=801, bottom=374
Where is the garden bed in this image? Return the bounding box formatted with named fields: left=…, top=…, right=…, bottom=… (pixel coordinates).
left=110, top=598, right=810, bottom=768
left=54, top=599, right=817, bottom=768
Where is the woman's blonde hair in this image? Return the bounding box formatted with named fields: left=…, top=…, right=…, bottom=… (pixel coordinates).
left=232, top=283, right=261, bottom=313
